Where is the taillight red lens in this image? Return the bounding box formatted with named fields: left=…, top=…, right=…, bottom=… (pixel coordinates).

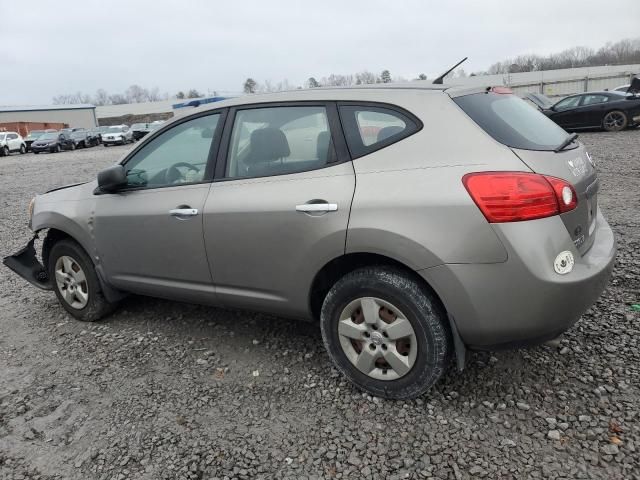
left=462, top=172, right=578, bottom=223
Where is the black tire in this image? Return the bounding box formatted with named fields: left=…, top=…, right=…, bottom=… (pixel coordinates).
left=602, top=110, right=628, bottom=132
left=2, top=146, right=8, bottom=156
left=55, top=144, right=61, bottom=153
left=320, top=266, right=452, bottom=400
left=47, top=238, right=116, bottom=322
left=34, top=150, right=40, bottom=154
left=19, top=144, right=26, bottom=154
left=70, top=142, right=76, bottom=151
left=104, top=143, right=108, bottom=147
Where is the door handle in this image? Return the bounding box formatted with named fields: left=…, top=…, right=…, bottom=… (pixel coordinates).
left=169, top=208, right=198, bottom=217
left=295, top=203, right=338, bottom=213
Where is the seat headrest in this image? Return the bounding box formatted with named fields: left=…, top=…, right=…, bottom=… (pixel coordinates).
left=316, top=131, right=330, bottom=160
left=376, top=125, right=404, bottom=143
left=248, top=128, right=290, bottom=164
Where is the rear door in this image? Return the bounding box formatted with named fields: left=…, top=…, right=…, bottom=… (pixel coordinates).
left=203, top=102, right=354, bottom=318
left=580, top=94, right=610, bottom=127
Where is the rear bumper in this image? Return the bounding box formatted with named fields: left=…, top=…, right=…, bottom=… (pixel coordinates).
left=419, top=209, right=616, bottom=349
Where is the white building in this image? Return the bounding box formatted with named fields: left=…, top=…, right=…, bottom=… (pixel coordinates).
left=0, top=104, right=97, bottom=128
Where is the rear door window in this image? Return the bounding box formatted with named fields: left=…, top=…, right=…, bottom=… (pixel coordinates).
left=581, top=94, right=608, bottom=106
left=339, top=105, right=420, bottom=158
left=454, top=92, right=571, bottom=151
left=225, top=106, right=335, bottom=179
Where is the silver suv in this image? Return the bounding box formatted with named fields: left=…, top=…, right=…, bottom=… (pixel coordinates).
left=4, top=85, right=616, bottom=399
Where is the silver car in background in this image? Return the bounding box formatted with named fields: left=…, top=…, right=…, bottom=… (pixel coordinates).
left=4, top=85, right=616, bottom=399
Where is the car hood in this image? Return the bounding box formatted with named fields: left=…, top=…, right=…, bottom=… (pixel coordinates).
left=39, top=181, right=96, bottom=203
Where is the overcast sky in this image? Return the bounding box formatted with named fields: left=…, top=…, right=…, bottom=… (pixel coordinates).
left=1, top=0, right=639, bottom=105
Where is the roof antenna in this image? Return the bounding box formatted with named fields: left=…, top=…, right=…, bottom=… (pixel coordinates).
left=432, top=57, right=468, bottom=85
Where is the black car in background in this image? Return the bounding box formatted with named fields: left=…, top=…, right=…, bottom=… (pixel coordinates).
left=525, top=80, right=640, bottom=132
left=31, top=132, right=67, bottom=153
left=24, top=129, right=57, bottom=151
left=69, top=129, right=99, bottom=148
left=130, top=123, right=147, bottom=141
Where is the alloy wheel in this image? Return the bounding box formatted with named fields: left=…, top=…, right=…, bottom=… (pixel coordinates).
left=603, top=111, right=626, bottom=131
left=337, top=297, right=417, bottom=380
left=54, top=255, right=89, bottom=309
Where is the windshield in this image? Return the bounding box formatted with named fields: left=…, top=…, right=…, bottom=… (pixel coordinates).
left=131, top=123, right=145, bottom=129
left=454, top=92, right=572, bottom=151
left=107, top=126, right=124, bottom=133
left=27, top=130, right=45, bottom=138
left=39, top=133, right=58, bottom=140
left=0, top=134, right=5, bottom=140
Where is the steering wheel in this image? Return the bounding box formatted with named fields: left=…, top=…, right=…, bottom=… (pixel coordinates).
left=164, top=162, right=199, bottom=184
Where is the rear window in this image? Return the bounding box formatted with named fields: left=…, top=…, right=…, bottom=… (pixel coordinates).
left=454, top=92, right=571, bottom=151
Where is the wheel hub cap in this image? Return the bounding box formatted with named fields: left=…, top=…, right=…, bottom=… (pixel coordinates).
left=337, top=297, right=417, bottom=381
left=54, top=255, right=89, bottom=310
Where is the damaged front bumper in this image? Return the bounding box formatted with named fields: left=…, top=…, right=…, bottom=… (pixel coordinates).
left=2, top=235, right=52, bottom=290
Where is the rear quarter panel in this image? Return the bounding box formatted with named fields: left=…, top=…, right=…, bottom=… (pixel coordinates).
left=346, top=91, right=528, bottom=268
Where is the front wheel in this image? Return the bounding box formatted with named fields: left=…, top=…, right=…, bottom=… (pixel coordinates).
left=602, top=110, right=628, bottom=132
left=48, top=239, right=116, bottom=322
left=2, top=146, right=8, bottom=156
left=320, top=266, right=452, bottom=400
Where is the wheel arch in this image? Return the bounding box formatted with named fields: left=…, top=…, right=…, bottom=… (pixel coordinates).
left=309, top=252, right=447, bottom=321
left=309, top=251, right=467, bottom=370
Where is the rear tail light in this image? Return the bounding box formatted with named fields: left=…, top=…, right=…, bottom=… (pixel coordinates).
left=463, top=172, right=578, bottom=223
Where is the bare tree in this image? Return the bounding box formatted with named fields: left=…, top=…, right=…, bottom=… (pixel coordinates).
left=355, top=71, right=377, bottom=85
left=108, top=94, right=128, bottom=105
left=94, top=89, right=109, bottom=106
left=176, top=91, right=185, bottom=99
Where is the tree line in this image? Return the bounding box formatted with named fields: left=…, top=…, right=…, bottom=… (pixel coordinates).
left=481, top=37, right=640, bottom=75
left=52, top=85, right=205, bottom=105
left=242, top=70, right=433, bottom=93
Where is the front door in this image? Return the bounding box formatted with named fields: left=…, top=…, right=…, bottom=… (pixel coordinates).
left=94, top=111, right=224, bottom=303
left=203, top=104, right=355, bottom=318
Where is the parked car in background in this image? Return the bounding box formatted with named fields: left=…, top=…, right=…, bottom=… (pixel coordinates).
left=130, top=123, right=148, bottom=141
left=0, top=131, right=27, bottom=156
left=69, top=129, right=98, bottom=148
left=88, top=128, right=103, bottom=144
left=102, top=125, right=133, bottom=146
left=4, top=85, right=616, bottom=399
left=25, top=129, right=57, bottom=151
left=525, top=90, right=640, bottom=131
left=131, top=121, right=165, bottom=141
left=31, top=132, right=65, bottom=153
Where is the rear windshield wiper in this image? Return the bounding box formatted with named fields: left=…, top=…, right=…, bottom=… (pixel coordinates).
left=554, top=133, right=578, bottom=153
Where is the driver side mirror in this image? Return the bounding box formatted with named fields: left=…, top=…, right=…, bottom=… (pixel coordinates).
left=97, top=165, right=127, bottom=193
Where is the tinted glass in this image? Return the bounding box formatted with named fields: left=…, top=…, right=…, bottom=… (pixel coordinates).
left=226, top=106, right=334, bottom=179
left=339, top=105, right=419, bottom=158
left=554, top=96, right=581, bottom=111
left=124, top=114, right=219, bottom=188
left=454, top=92, right=570, bottom=151
left=582, top=94, right=608, bottom=105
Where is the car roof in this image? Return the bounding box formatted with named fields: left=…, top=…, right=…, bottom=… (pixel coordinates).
left=190, top=83, right=452, bottom=113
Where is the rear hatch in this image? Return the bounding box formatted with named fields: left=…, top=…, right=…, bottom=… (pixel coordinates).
left=451, top=89, right=598, bottom=255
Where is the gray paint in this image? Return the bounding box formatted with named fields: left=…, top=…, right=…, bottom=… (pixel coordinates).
left=26, top=85, right=616, bottom=349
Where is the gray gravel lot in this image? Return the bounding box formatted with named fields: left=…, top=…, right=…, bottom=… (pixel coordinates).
left=1, top=132, right=639, bottom=480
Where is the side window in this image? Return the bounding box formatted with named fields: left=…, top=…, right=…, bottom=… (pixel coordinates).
left=582, top=95, right=608, bottom=106
left=8, top=133, right=17, bottom=140
left=123, top=113, right=220, bottom=188
left=555, top=96, right=581, bottom=111
left=226, top=106, right=335, bottom=179
left=339, top=105, right=420, bottom=158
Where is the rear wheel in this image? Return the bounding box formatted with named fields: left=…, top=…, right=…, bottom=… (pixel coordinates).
left=320, top=266, right=452, bottom=399
left=48, top=239, right=116, bottom=322
left=602, top=110, right=628, bottom=132
left=55, top=144, right=61, bottom=153
left=19, top=144, right=26, bottom=154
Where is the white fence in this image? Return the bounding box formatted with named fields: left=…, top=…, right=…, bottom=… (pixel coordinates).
left=447, top=65, right=639, bottom=98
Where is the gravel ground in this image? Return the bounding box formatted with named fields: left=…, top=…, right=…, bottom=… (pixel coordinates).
left=0, top=132, right=639, bottom=480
